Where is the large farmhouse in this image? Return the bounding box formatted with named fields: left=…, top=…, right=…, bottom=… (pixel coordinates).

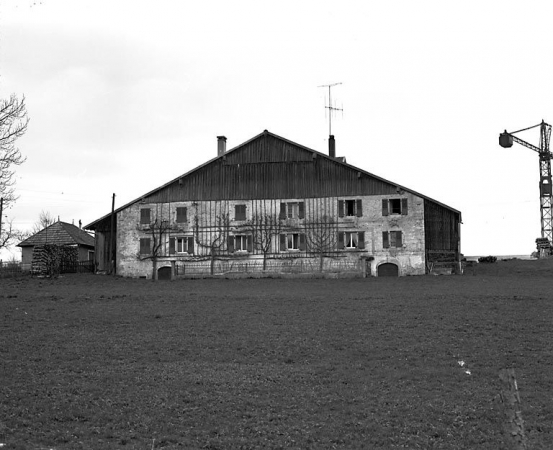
left=85, top=130, right=461, bottom=278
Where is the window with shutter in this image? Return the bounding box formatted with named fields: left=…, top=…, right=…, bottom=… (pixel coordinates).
left=345, top=200, right=356, bottom=216
left=176, top=207, right=187, bottom=223
left=358, top=231, right=365, bottom=249
left=394, top=231, right=403, bottom=247
left=299, top=233, right=306, bottom=251
left=169, top=238, right=175, bottom=255
left=280, top=234, right=286, bottom=251
left=382, top=200, right=389, bottom=216
left=338, top=231, right=345, bottom=249
left=390, top=199, right=402, bottom=214
left=401, top=198, right=408, bottom=215
left=140, top=238, right=151, bottom=254
left=345, top=232, right=358, bottom=248
left=233, top=235, right=251, bottom=252
left=279, top=203, right=287, bottom=220
left=287, top=203, right=299, bottom=219
left=140, top=208, right=151, bottom=224
left=382, top=231, right=389, bottom=249
left=235, top=205, right=246, bottom=221
left=356, top=199, right=363, bottom=217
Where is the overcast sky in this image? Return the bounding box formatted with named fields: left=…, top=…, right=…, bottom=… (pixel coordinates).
left=2, top=0, right=553, bottom=259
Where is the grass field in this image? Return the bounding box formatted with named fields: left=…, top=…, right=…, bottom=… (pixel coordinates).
left=1, top=259, right=553, bottom=449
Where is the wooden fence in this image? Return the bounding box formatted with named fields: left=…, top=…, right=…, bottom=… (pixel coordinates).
left=0, top=260, right=95, bottom=277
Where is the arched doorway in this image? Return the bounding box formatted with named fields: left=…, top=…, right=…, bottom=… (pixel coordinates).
left=157, top=266, right=172, bottom=280
left=378, top=263, right=399, bottom=277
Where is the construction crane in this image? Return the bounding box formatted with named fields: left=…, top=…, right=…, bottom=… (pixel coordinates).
left=499, top=120, right=553, bottom=256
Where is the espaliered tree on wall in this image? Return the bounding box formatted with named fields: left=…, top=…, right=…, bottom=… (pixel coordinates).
left=305, top=215, right=338, bottom=272
left=194, top=210, right=230, bottom=275
left=137, top=207, right=172, bottom=281
left=149, top=218, right=171, bottom=281
left=246, top=212, right=283, bottom=271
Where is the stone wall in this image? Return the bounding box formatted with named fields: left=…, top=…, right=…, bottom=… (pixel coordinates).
left=115, top=193, right=426, bottom=278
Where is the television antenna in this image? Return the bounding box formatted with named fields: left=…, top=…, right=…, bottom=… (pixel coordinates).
left=318, top=82, right=343, bottom=136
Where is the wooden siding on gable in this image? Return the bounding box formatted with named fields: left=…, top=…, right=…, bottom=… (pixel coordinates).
left=424, top=199, right=460, bottom=252
left=144, top=135, right=399, bottom=203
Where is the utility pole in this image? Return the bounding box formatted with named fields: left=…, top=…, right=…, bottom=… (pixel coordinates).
left=109, top=193, right=116, bottom=275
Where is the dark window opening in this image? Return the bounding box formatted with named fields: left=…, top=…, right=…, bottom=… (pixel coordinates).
left=390, top=199, right=402, bottom=214
left=345, top=200, right=356, bottom=216
left=176, top=207, right=187, bottom=223
left=139, top=238, right=151, bottom=255
left=235, top=204, right=246, bottom=221
left=140, top=208, right=151, bottom=224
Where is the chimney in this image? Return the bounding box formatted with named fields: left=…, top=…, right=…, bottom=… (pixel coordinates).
left=217, top=136, right=227, bottom=156
left=329, top=135, right=336, bottom=158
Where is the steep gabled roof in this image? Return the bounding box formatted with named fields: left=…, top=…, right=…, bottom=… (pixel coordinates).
left=85, top=130, right=461, bottom=229
left=18, top=221, right=95, bottom=248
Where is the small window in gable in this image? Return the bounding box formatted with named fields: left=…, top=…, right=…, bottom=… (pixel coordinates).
left=235, top=204, right=246, bottom=221
left=140, top=208, right=151, bottom=224
left=176, top=207, right=187, bottom=223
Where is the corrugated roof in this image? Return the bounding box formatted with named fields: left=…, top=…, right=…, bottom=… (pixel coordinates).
left=17, top=221, right=95, bottom=248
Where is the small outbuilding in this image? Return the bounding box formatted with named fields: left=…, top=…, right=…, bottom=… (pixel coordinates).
left=17, top=221, right=95, bottom=270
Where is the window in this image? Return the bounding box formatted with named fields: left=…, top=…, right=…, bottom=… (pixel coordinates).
left=280, top=233, right=306, bottom=251
left=279, top=202, right=305, bottom=220
left=345, top=232, right=358, bottom=248
left=176, top=207, right=187, bottom=223
left=139, top=238, right=151, bottom=255
left=234, top=235, right=250, bottom=252
left=338, top=199, right=363, bottom=217
left=228, top=235, right=252, bottom=253
left=169, top=236, right=194, bottom=254
left=382, top=198, right=408, bottom=216
left=338, top=231, right=365, bottom=250
left=382, top=231, right=403, bottom=248
left=140, top=208, right=151, bottom=224
left=288, top=203, right=298, bottom=219
left=88, top=250, right=95, bottom=261
left=235, top=204, right=246, bottom=221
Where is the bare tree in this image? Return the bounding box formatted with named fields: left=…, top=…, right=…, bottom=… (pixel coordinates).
left=246, top=212, right=282, bottom=270
left=0, top=217, right=27, bottom=251
left=30, top=210, right=56, bottom=234
left=304, top=215, right=338, bottom=272
left=1, top=95, right=28, bottom=208
left=194, top=212, right=230, bottom=275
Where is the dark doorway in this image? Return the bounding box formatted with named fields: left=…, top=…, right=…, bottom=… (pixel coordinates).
left=157, top=266, right=172, bottom=280
left=378, top=263, right=399, bottom=277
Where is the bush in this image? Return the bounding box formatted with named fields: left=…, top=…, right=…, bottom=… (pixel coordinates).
left=478, top=256, right=497, bottom=263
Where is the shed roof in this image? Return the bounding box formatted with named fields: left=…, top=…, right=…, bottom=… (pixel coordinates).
left=17, top=221, right=95, bottom=248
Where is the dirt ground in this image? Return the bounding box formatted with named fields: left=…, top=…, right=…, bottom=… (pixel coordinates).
left=1, top=258, right=552, bottom=449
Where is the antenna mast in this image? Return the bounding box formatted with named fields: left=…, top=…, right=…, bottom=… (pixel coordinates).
left=318, top=82, right=343, bottom=136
